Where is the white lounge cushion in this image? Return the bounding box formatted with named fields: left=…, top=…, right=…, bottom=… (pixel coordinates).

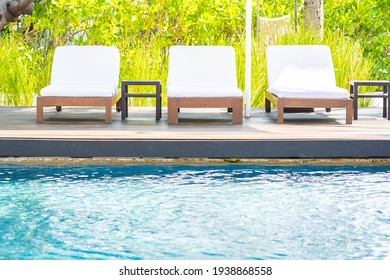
left=266, top=45, right=351, bottom=99
left=40, top=84, right=117, bottom=97
left=167, top=86, right=242, bottom=98
left=271, top=66, right=336, bottom=88
left=267, top=45, right=337, bottom=88
left=167, top=46, right=242, bottom=98
left=268, top=86, right=350, bottom=99
left=40, top=46, right=120, bottom=97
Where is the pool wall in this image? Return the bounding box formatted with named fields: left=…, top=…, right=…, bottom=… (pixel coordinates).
left=1, top=139, right=390, bottom=159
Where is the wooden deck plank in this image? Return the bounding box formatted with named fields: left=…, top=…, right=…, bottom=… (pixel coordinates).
left=0, top=106, right=389, bottom=140
left=0, top=106, right=389, bottom=158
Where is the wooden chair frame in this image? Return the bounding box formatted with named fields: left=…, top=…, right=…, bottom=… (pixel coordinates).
left=166, top=46, right=243, bottom=125
left=36, top=90, right=121, bottom=124
left=265, top=91, right=353, bottom=124
left=168, top=97, right=243, bottom=125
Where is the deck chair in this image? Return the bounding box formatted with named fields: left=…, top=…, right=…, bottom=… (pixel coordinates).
left=265, top=45, right=353, bottom=124
left=166, top=46, right=243, bottom=124
left=37, top=46, right=121, bottom=124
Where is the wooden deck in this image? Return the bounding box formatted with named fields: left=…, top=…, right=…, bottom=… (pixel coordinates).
left=0, top=106, right=389, bottom=159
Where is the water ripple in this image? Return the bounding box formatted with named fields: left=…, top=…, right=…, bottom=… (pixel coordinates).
left=0, top=164, right=389, bottom=260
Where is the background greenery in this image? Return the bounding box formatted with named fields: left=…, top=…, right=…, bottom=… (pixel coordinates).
left=0, top=0, right=387, bottom=106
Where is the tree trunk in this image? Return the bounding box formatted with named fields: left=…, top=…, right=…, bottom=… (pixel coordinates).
left=303, top=0, right=323, bottom=36
left=0, top=0, right=34, bottom=30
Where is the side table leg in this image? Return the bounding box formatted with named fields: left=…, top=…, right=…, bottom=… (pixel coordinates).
left=386, top=85, right=390, bottom=120
left=156, top=97, right=161, bottom=121
left=121, top=94, right=127, bottom=120
left=156, top=83, right=161, bottom=121
left=352, top=83, right=358, bottom=120
left=383, top=85, right=388, bottom=119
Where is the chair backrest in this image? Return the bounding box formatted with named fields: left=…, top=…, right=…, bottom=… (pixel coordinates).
left=167, top=46, right=238, bottom=88
left=266, top=45, right=337, bottom=88
left=50, top=46, right=120, bottom=86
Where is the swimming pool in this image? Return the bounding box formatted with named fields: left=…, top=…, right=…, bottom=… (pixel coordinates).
left=0, top=164, right=389, bottom=260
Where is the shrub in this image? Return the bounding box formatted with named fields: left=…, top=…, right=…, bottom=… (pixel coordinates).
left=0, top=35, right=51, bottom=106
left=325, top=0, right=389, bottom=80
left=0, top=0, right=376, bottom=107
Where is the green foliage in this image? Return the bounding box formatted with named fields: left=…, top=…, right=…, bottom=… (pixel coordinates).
left=29, top=0, right=246, bottom=46
left=257, top=0, right=296, bottom=18
left=0, top=35, right=51, bottom=106
left=325, top=0, right=390, bottom=80
left=0, top=0, right=380, bottom=107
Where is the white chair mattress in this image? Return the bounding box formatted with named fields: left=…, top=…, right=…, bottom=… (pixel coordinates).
left=268, top=86, right=350, bottom=99
left=167, top=86, right=242, bottom=98
left=40, top=84, right=117, bottom=97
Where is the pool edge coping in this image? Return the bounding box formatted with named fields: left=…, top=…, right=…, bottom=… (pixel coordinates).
left=1, top=157, right=390, bottom=166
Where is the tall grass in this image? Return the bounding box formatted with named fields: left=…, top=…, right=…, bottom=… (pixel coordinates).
left=0, top=36, right=51, bottom=106
left=1, top=28, right=373, bottom=108
left=0, top=29, right=373, bottom=107
left=0, top=0, right=382, bottom=107
left=118, top=39, right=168, bottom=107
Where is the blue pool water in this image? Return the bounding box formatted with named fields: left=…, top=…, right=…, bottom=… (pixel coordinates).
left=0, top=164, right=389, bottom=260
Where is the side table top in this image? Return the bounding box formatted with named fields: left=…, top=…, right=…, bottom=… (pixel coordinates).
left=122, top=80, right=161, bottom=86
left=350, top=80, right=390, bottom=86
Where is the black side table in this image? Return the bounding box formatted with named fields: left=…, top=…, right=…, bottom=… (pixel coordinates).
left=121, top=80, right=162, bottom=121
left=350, top=80, right=389, bottom=120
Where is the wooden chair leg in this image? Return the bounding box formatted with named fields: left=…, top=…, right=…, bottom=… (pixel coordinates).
left=37, top=98, right=43, bottom=123
left=265, top=98, right=271, bottom=113
left=116, top=99, right=121, bottom=112
left=346, top=101, right=353, bottom=124
left=277, top=99, right=284, bottom=124
left=231, top=99, right=243, bottom=124
left=105, top=102, right=112, bottom=124
left=168, top=98, right=179, bottom=125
